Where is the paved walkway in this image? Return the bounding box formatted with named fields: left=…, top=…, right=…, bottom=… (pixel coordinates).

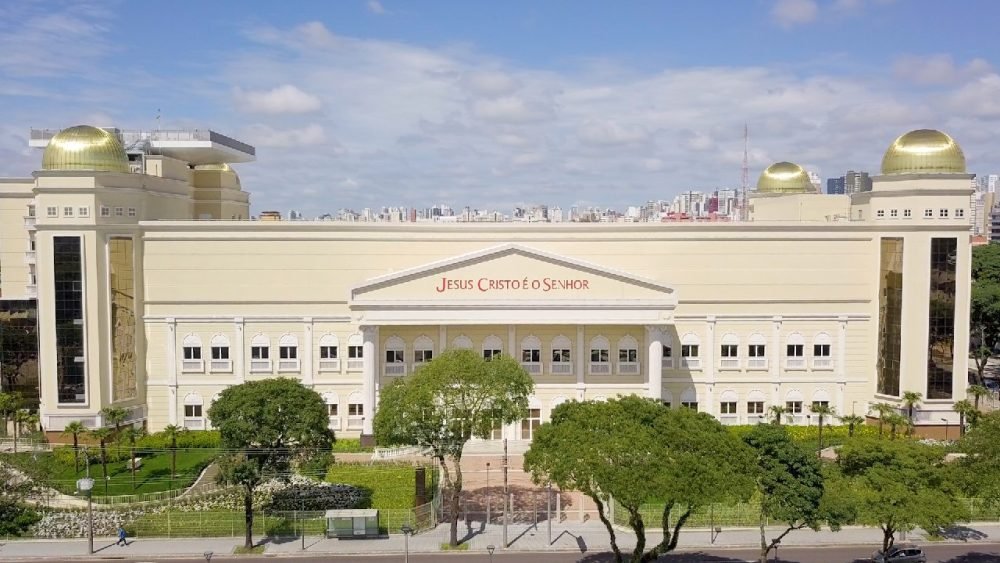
left=2, top=521, right=997, bottom=559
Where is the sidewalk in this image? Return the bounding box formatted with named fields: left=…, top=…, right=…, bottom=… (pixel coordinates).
left=2, top=521, right=997, bottom=559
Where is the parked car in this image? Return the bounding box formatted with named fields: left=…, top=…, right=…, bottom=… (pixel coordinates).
left=984, top=378, right=1000, bottom=392
left=872, top=544, right=927, bottom=563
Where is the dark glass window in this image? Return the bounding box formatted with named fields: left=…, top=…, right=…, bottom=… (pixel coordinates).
left=0, top=300, right=39, bottom=407
left=54, top=236, right=86, bottom=404
left=927, top=238, right=957, bottom=399
left=877, top=238, right=904, bottom=397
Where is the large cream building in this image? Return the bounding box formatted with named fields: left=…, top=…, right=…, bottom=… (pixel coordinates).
left=0, top=126, right=974, bottom=440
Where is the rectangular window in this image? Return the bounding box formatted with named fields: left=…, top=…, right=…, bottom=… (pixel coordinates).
left=348, top=404, right=364, bottom=416
left=320, top=346, right=338, bottom=359
left=939, top=209, right=948, bottom=218
left=877, top=238, right=904, bottom=396
left=552, top=348, right=571, bottom=362
left=876, top=209, right=885, bottom=218
left=348, top=345, right=363, bottom=358
left=680, top=401, right=698, bottom=411
left=279, top=346, right=297, bottom=359
left=27, top=205, right=35, bottom=217
left=483, top=348, right=502, bottom=360
left=662, top=345, right=672, bottom=358
left=184, top=405, right=202, bottom=418
left=903, top=209, right=912, bottom=218
left=127, top=207, right=137, bottom=217
left=211, top=346, right=229, bottom=360
left=251, top=346, right=269, bottom=359
left=811, top=401, right=830, bottom=410
left=590, top=348, right=609, bottom=362
left=100, top=206, right=111, bottom=217
left=748, top=344, right=766, bottom=357
left=720, top=344, right=738, bottom=357
left=78, top=207, right=89, bottom=217
left=385, top=349, right=403, bottom=363
left=814, top=344, right=831, bottom=357
left=681, top=344, right=699, bottom=357
left=108, top=236, right=136, bottom=401
left=890, top=209, right=898, bottom=218
left=114, top=207, right=124, bottom=216
left=924, top=209, right=933, bottom=218
left=414, top=349, right=433, bottom=363
left=928, top=238, right=957, bottom=399
left=63, top=207, right=74, bottom=217
left=327, top=404, right=339, bottom=417
left=956, top=209, right=965, bottom=218
left=521, top=349, right=540, bottom=362
left=618, top=349, right=637, bottom=362
left=747, top=401, right=764, bottom=414
left=47, top=206, right=58, bottom=217
left=521, top=408, right=541, bottom=440
left=785, top=401, right=803, bottom=414
left=54, top=236, right=86, bottom=404
left=183, top=346, right=201, bottom=360
left=786, top=344, right=804, bottom=357
left=720, top=402, right=737, bottom=414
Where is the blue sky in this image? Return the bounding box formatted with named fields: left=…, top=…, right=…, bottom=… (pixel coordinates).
left=1, top=0, right=998, bottom=216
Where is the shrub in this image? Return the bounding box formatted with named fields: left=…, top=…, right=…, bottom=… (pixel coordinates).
left=0, top=503, right=41, bottom=536
left=137, top=430, right=221, bottom=450
left=332, top=439, right=373, bottom=453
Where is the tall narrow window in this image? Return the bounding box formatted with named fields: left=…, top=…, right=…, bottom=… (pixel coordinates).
left=54, top=236, right=86, bottom=404
left=319, top=334, right=340, bottom=371
left=347, top=333, right=364, bottom=371
left=482, top=335, right=503, bottom=360
left=520, top=335, right=541, bottom=375
left=719, top=334, right=739, bottom=369
left=785, top=333, right=805, bottom=370
left=927, top=238, right=957, bottom=399
left=384, top=336, right=405, bottom=376
left=109, top=237, right=137, bottom=400
left=589, top=336, right=610, bottom=375
left=747, top=334, right=767, bottom=369
left=413, top=336, right=434, bottom=368
left=550, top=335, right=572, bottom=375
left=250, top=334, right=271, bottom=372
left=210, top=334, right=232, bottom=372
left=521, top=408, right=541, bottom=440
left=681, top=334, right=701, bottom=369
left=877, top=238, right=904, bottom=396
left=616, top=335, right=639, bottom=375
left=181, top=335, right=204, bottom=372
left=278, top=334, right=300, bottom=372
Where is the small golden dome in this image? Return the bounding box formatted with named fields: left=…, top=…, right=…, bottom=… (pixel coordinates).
left=193, top=163, right=240, bottom=186
left=880, top=129, right=966, bottom=175
left=756, top=161, right=813, bottom=194
left=42, top=125, right=129, bottom=173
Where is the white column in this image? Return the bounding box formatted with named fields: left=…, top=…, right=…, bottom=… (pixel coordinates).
left=303, top=318, right=314, bottom=387
left=645, top=325, right=663, bottom=400
left=705, top=317, right=716, bottom=384
left=576, top=326, right=586, bottom=400
left=361, top=325, right=379, bottom=435
left=838, top=316, right=848, bottom=415
left=234, top=317, right=245, bottom=383
left=771, top=317, right=782, bottom=407
left=507, top=325, right=516, bottom=358
left=166, top=319, right=177, bottom=425
left=439, top=326, right=447, bottom=352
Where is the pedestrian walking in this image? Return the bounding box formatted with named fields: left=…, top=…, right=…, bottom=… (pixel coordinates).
left=116, top=526, right=128, bottom=546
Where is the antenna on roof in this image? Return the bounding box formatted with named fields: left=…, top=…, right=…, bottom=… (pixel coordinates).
left=156, top=109, right=161, bottom=131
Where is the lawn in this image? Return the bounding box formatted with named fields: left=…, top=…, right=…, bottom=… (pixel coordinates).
left=325, top=463, right=436, bottom=510
left=1, top=447, right=218, bottom=498
left=127, top=510, right=327, bottom=538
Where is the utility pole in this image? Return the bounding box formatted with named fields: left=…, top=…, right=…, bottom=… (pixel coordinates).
left=502, top=438, right=509, bottom=549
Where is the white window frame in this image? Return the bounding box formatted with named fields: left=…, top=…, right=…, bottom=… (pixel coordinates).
left=876, top=209, right=884, bottom=218
left=719, top=334, right=739, bottom=370
left=550, top=335, right=572, bottom=375
left=209, top=334, right=232, bottom=373
left=520, top=335, right=542, bottom=375
left=347, top=333, right=364, bottom=371
left=100, top=206, right=111, bottom=217
left=588, top=335, right=611, bottom=375
left=924, top=208, right=933, bottom=218
left=482, top=335, right=503, bottom=361
left=384, top=336, right=406, bottom=376
left=521, top=407, right=541, bottom=440
left=747, top=390, right=768, bottom=424
left=250, top=334, right=272, bottom=373
left=661, top=340, right=674, bottom=370
left=680, top=334, right=701, bottom=369
left=785, top=333, right=806, bottom=370
left=318, top=334, right=340, bottom=372
left=47, top=206, right=57, bottom=217
left=903, top=209, right=912, bottom=218
left=812, top=333, right=834, bottom=369
left=181, top=335, right=204, bottom=373
left=616, top=335, right=640, bottom=375
left=347, top=396, right=364, bottom=430
left=127, top=207, right=137, bottom=217
left=413, top=335, right=434, bottom=368
left=324, top=392, right=341, bottom=431
left=747, top=334, right=768, bottom=370
left=956, top=208, right=965, bottom=218
left=277, top=334, right=300, bottom=372
left=183, top=394, right=205, bottom=430
left=939, top=208, right=949, bottom=218
left=78, top=206, right=90, bottom=217
left=114, top=207, right=124, bottom=217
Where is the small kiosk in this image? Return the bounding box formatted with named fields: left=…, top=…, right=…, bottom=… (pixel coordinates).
left=325, top=509, right=380, bottom=539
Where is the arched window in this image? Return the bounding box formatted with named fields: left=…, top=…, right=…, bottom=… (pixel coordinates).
left=719, top=333, right=740, bottom=369
left=719, top=389, right=739, bottom=423
left=812, top=333, right=833, bottom=369
left=452, top=335, right=473, bottom=350
left=521, top=397, right=542, bottom=440
left=250, top=334, right=271, bottom=372
left=811, top=389, right=833, bottom=415
left=323, top=391, right=341, bottom=430
left=661, top=334, right=674, bottom=370
left=181, top=334, right=204, bottom=372
left=413, top=335, right=434, bottom=366
left=747, top=333, right=767, bottom=369
left=183, top=393, right=205, bottom=430
left=319, top=334, right=340, bottom=371
left=384, top=336, right=405, bottom=376
left=617, top=335, right=640, bottom=375
left=482, top=335, right=503, bottom=360
left=278, top=334, right=300, bottom=372
left=747, top=390, right=767, bottom=422
left=550, top=335, right=572, bottom=375
left=784, top=389, right=805, bottom=424
left=680, top=387, right=698, bottom=411
left=785, top=333, right=806, bottom=369
left=520, top=335, right=541, bottom=374
left=680, top=333, right=701, bottom=369
left=588, top=335, right=610, bottom=375
left=209, top=334, right=231, bottom=372
left=347, top=333, right=364, bottom=371
left=347, top=391, right=364, bottom=431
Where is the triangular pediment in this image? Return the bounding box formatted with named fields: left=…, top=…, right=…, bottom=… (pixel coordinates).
left=351, top=243, right=675, bottom=307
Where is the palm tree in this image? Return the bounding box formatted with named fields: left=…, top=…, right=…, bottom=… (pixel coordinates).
left=162, top=424, right=187, bottom=489
left=0, top=392, right=16, bottom=437
left=123, top=426, right=146, bottom=490
left=768, top=405, right=787, bottom=425
left=884, top=412, right=908, bottom=440
left=89, top=427, right=114, bottom=495
left=869, top=403, right=896, bottom=438
left=810, top=403, right=835, bottom=453
left=953, top=400, right=976, bottom=437
left=13, top=409, right=33, bottom=453
left=62, top=421, right=87, bottom=474
left=99, top=406, right=129, bottom=461
left=901, top=391, right=922, bottom=435
left=839, top=414, right=866, bottom=438
left=967, top=385, right=991, bottom=413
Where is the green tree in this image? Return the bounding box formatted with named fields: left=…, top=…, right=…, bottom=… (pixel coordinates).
left=953, top=399, right=978, bottom=436
left=970, top=245, right=1000, bottom=383
left=0, top=391, right=16, bottom=437
left=743, top=425, right=848, bottom=563
left=809, top=403, right=835, bottom=453
left=838, top=414, right=865, bottom=438
left=208, top=378, right=332, bottom=549
left=524, top=397, right=754, bottom=563
left=883, top=412, right=909, bottom=440
left=62, top=421, right=87, bottom=474
left=13, top=409, right=35, bottom=453
left=838, top=438, right=969, bottom=553
left=162, top=424, right=187, bottom=488
left=901, top=391, right=922, bottom=435
left=958, top=411, right=1000, bottom=504
left=88, top=427, right=114, bottom=495
left=0, top=462, right=41, bottom=536
left=869, top=403, right=896, bottom=438
left=123, top=426, right=145, bottom=490
left=768, top=404, right=786, bottom=425
left=374, top=349, right=532, bottom=547
left=967, top=385, right=991, bottom=413
left=99, top=406, right=128, bottom=437
left=0, top=320, right=37, bottom=393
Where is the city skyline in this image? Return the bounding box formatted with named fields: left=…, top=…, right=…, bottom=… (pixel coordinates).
left=3, top=1, right=1000, bottom=217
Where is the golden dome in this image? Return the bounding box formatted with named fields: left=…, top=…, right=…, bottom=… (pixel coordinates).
left=880, top=129, right=966, bottom=175
left=42, top=125, right=129, bottom=173
left=755, top=161, right=813, bottom=194
left=193, top=163, right=240, bottom=186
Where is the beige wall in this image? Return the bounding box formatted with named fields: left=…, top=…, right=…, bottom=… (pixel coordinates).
left=0, top=180, right=35, bottom=298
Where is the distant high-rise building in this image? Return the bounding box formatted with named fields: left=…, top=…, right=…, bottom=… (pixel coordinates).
left=807, top=171, right=821, bottom=193
left=827, top=177, right=845, bottom=195
left=844, top=170, right=872, bottom=194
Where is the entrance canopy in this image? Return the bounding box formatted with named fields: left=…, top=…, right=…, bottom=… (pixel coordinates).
left=350, top=243, right=676, bottom=325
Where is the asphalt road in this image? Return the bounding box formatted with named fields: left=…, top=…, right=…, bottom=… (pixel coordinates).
left=92, top=543, right=1000, bottom=563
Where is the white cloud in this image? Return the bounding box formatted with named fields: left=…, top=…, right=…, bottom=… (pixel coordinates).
left=947, top=74, right=1000, bottom=118
left=577, top=120, right=648, bottom=146
left=243, top=124, right=327, bottom=147
left=464, top=71, right=521, bottom=97
left=771, top=0, right=818, bottom=28
left=234, top=85, right=323, bottom=114
left=893, top=54, right=992, bottom=86
left=472, top=96, right=553, bottom=123
left=367, top=0, right=388, bottom=15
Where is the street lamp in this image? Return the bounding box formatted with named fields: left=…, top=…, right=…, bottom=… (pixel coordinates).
left=76, top=477, right=94, bottom=555
left=486, top=462, right=491, bottom=524
left=487, top=544, right=496, bottom=563
left=941, top=417, right=950, bottom=441
left=400, top=524, right=413, bottom=563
